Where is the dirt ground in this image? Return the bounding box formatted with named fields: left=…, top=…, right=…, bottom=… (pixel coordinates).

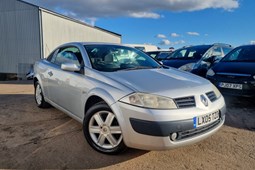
left=0, top=81, right=254, bottom=169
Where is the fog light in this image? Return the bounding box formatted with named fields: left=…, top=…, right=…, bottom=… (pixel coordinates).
left=170, top=133, right=178, bottom=141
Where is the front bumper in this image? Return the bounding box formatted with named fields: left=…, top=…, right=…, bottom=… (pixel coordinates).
left=111, top=95, right=226, bottom=150
left=207, top=76, right=255, bottom=97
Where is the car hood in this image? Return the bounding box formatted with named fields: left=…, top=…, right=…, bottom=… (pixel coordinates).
left=213, top=62, right=255, bottom=75
left=102, top=68, right=212, bottom=98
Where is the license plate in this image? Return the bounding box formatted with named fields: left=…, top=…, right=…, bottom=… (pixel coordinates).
left=193, top=111, right=220, bottom=128
left=219, top=82, right=242, bottom=90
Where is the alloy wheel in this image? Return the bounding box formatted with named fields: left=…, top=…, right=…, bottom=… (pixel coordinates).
left=88, top=111, right=122, bottom=149
left=35, top=84, right=42, bottom=105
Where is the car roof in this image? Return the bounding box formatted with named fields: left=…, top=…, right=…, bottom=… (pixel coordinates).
left=181, top=43, right=232, bottom=49
left=179, top=45, right=213, bottom=50
left=236, top=44, right=255, bottom=48
left=57, top=42, right=130, bottom=48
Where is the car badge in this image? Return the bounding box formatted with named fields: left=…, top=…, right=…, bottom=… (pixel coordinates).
left=200, top=95, right=208, bottom=107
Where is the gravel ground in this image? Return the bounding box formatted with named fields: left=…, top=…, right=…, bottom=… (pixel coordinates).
left=0, top=81, right=254, bottom=169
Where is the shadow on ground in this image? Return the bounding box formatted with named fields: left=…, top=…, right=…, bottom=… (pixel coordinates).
left=0, top=80, right=33, bottom=85
left=224, top=95, right=255, bottom=131
left=0, top=94, right=147, bottom=169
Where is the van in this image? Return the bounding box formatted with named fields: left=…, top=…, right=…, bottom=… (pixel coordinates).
left=125, top=44, right=159, bottom=52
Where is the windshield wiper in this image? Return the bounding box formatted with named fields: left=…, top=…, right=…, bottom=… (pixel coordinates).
left=120, top=66, right=158, bottom=71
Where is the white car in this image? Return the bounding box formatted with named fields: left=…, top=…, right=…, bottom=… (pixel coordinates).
left=34, top=42, right=226, bottom=154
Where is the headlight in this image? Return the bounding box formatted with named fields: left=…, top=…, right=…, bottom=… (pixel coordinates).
left=119, top=93, right=177, bottom=109
left=212, top=85, right=221, bottom=98
left=207, top=68, right=215, bottom=76
left=178, top=63, right=195, bottom=72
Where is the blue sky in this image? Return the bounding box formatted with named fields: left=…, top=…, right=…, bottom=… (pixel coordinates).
left=24, top=0, right=255, bottom=49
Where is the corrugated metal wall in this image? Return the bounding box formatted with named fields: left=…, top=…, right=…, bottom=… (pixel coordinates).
left=0, top=0, right=121, bottom=77
left=41, top=10, right=121, bottom=58
left=0, top=0, right=41, bottom=75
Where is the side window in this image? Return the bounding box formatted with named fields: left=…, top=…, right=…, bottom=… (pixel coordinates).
left=53, top=47, right=83, bottom=67
left=228, top=49, right=242, bottom=61
left=47, top=49, right=58, bottom=62
left=211, top=47, right=222, bottom=57
left=202, top=48, right=213, bottom=59
left=222, top=47, right=232, bottom=56
left=135, top=46, right=145, bottom=51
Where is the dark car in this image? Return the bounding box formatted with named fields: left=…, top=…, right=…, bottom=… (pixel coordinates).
left=146, top=50, right=172, bottom=61
left=206, top=45, right=255, bottom=97
left=162, top=44, right=232, bottom=72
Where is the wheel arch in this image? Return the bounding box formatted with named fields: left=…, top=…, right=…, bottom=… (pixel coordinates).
left=84, top=88, right=116, bottom=116
left=33, top=75, right=47, bottom=99
left=33, top=77, right=39, bottom=87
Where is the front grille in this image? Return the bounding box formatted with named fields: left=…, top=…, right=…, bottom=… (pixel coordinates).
left=216, top=73, right=251, bottom=82
left=206, top=91, right=217, bottom=102
left=174, top=96, right=196, bottom=108
left=176, top=118, right=221, bottom=140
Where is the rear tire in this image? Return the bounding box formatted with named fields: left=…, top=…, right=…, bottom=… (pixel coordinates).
left=34, top=81, right=50, bottom=108
left=83, top=102, right=127, bottom=154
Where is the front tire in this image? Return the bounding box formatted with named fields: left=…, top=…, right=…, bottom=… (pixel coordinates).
left=83, top=102, right=127, bottom=154
left=34, top=81, right=50, bottom=108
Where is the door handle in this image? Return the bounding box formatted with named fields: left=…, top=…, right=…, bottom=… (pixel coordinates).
left=48, top=71, right=53, bottom=77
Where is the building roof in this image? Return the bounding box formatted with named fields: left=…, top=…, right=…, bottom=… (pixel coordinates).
left=17, top=0, right=121, bottom=37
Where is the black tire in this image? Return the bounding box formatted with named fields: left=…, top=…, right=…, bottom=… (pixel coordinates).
left=83, top=102, right=127, bottom=154
left=34, top=81, right=50, bottom=108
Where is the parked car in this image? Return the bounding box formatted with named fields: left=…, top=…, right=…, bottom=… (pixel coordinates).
left=162, top=44, right=232, bottom=72
left=34, top=42, right=226, bottom=154
left=207, top=44, right=255, bottom=97
left=191, top=45, right=233, bottom=77
left=26, top=66, right=34, bottom=80
left=146, top=50, right=172, bottom=61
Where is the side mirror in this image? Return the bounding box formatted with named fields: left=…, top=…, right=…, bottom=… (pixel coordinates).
left=61, top=63, right=80, bottom=72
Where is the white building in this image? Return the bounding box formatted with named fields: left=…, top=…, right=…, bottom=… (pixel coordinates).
left=0, top=0, right=121, bottom=79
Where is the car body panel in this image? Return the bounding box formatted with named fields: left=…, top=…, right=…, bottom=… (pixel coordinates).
left=113, top=95, right=225, bottom=150
left=162, top=59, right=198, bottom=68
left=162, top=45, right=213, bottom=68
left=207, top=45, right=255, bottom=97
left=163, top=44, right=232, bottom=75
left=211, top=62, right=255, bottom=74
left=102, top=68, right=212, bottom=98
left=34, top=42, right=226, bottom=151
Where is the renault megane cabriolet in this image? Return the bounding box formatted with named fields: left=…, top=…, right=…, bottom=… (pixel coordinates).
left=34, top=42, right=226, bottom=154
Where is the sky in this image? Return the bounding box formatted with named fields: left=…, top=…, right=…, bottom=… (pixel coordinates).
left=23, top=0, right=255, bottom=49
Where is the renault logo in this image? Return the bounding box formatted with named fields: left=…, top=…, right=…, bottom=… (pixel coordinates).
left=200, top=95, right=208, bottom=107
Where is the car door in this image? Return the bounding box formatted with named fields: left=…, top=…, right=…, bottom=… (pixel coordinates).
left=41, top=49, right=59, bottom=100
left=47, top=46, right=91, bottom=119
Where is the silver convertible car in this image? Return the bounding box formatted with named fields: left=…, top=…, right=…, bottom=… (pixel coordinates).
left=34, top=42, right=226, bottom=154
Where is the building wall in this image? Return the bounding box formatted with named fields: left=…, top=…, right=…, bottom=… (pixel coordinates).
left=41, top=10, right=121, bottom=58
left=0, top=0, right=41, bottom=75
left=0, top=0, right=121, bottom=79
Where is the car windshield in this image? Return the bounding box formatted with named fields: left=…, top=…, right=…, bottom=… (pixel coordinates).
left=221, top=45, right=255, bottom=62
left=84, top=45, right=161, bottom=72
left=157, top=52, right=172, bottom=60
left=167, top=45, right=211, bottom=60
